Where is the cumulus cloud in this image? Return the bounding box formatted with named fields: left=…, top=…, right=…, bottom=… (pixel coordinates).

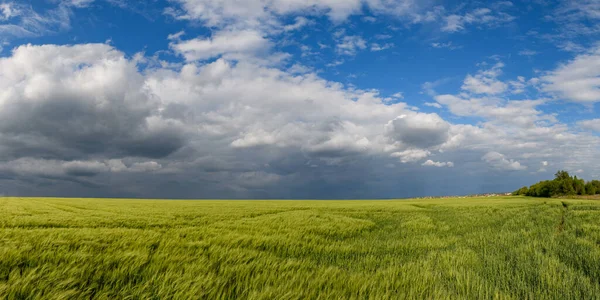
left=0, top=44, right=186, bottom=160
left=461, top=62, right=508, bottom=95
left=283, top=16, right=313, bottom=31
left=170, top=29, right=271, bottom=62
left=0, top=41, right=502, bottom=197
left=422, top=160, right=454, bottom=167
left=129, top=161, right=162, bottom=172
left=385, top=113, right=451, bottom=149
left=431, top=62, right=561, bottom=129
left=434, top=95, right=554, bottom=128
left=482, top=152, right=526, bottom=171
left=537, top=160, right=549, bottom=173
left=168, top=0, right=427, bottom=29
left=391, top=149, right=431, bottom=163
left=543, top=46, right=600, bottom=103
left=0, top=158, right=161, bottom=179
left=336, top=35, right=367, bottom=56
left=424, top=102, right=442, bottom=108
left=3, top=35, right=600, bottom=198
left=578, top=119, right=600, bottom=132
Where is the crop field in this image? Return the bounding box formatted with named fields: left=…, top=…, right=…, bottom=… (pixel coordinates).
left=1, top=197, right=600, bottom=299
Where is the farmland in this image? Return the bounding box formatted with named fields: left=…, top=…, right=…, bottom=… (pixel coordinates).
left=1, top=197, right=600, bottom=299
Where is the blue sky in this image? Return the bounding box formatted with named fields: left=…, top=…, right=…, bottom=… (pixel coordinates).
left=0, top=0, right=599, bottom=198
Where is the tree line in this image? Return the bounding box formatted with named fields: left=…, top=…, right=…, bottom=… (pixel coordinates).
left=513, top=171, right=600, bottom=197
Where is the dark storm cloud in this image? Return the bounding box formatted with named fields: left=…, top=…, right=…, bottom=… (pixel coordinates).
left=386, top=114, right=451, bottom=149
left=0, top=44, right=187, bottom=161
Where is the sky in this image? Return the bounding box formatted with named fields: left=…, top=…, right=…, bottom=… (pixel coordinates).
left=0, top=0, right=599, bottom=199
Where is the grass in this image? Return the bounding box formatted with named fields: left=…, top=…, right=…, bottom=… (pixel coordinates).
left=1, top=196, right=600, bottom=299
left=562, top=194, right=600, bottom=201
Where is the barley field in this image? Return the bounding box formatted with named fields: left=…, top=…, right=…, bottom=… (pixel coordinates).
left=1, top=197, right=599, bottom=299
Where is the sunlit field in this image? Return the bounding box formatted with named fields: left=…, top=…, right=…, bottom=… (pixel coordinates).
left=1, top=197, right=600, bottom=299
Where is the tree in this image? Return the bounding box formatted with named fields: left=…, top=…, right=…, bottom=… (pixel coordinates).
left=558, top=176, right=575, bottom=195
left=573, top=176, right=586, bottom=195
left=585, top=182, right=597, bottom=195
left=517, top=170, right=597, bottom=198
left=591, top=180, right=600, bottom=195
left=555, top=170, right=571, bottom=181
left=514, top=186, right=529, bottom=195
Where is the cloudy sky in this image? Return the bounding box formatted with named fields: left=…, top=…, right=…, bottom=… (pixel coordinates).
left=0, top=0, right=599, bottom=198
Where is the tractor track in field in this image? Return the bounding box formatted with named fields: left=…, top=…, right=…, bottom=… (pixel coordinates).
left=557, top=201, right=568, bottom=234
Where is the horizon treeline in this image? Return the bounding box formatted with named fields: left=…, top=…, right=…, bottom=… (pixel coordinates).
left=514, top=170, right=600, bottom=197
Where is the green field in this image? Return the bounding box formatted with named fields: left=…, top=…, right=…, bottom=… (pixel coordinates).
left=1, top=197, right=600, bottom=299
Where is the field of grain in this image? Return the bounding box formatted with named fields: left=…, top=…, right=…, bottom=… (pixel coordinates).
left=1, top=197, right=600, bottom=299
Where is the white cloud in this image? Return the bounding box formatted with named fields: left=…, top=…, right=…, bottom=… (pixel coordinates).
left=422, top=160, right=454, bottom=167
left=434, top=95, right=554, bottom=128
left=230, top=129, right=277, bottom=148
left=336, top=35, right=367, bottom=56
left=543, top=46, right=600, bottom=103
left=0, top=158, right=162, bottom=178
left=391, top=92, right=404, bottom=99
left=424, top=102, right=442, bottom=108
left=129, top=161, right=162, bottom=172
left=536, top=160, right=549, bottom=173
left=0, top=3, right=19, bottom=20
left=508, top=76, right=527, bottom=94
left=169, top=0, right=362, bottom=26
left=578, top=119, right=600, bottom=132
left=442, top=15, right=464, bottom=32
left=421, top=56, right=600, bottom=178
left=169, top=0, right=428, bottom=29
left=461, top=62, right=508, bottom=95
left=167, top=30, right=186, bottom=40
left=66, top=0, right=95, bottom=8
left=482, top=152, right=526, bottom=171
left=0, top=2, right=73, bottom=39
left=170, top=29, right=271, bottom=62
left=442, top=8, right=514, bottom=33
left=557, top=41, right=586, bottom=53
left=283, top=16, right=312, bottom=31
left=391, top=149, right=431, bottom=163
left=545, top=2, right=600, bottom=53
left=326, top=59, right=344, bottom=67
left=556, top=0, right=600, bottom=21
left=370, top=42, right=394, bottom=51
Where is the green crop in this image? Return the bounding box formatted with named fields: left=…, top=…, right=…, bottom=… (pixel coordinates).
left=1, top=197, right=599, bottom=299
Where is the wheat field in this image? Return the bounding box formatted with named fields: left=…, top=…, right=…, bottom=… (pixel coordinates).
left=1, top=197, right=599, bottom=299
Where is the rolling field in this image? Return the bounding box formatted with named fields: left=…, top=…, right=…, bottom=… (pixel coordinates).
left=1, top=197, right=600, bottom=299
